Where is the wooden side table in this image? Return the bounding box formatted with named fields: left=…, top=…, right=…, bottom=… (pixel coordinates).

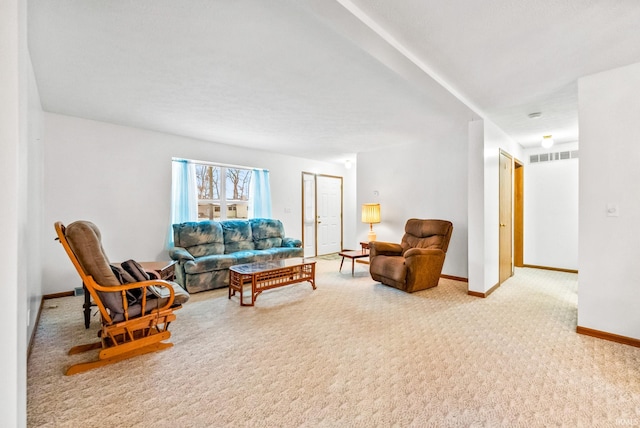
left=338, top=249, right=369, bottom=276
left=140, top=261, right=176, bottom=281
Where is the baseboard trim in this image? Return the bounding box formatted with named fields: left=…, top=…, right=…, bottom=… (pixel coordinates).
left=522, top=264, right=578, bottom=274
left=576, top=326, right=640, bottom=348
left=441, top=274, right=468, bottom=283
left=43, top=291, right=74, bottom=299
left=27, top=297, right=45, bottom=360
left=467, top=282, right=500, bottom=298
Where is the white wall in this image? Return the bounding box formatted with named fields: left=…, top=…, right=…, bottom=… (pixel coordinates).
left=468, top=119, right=524, bottom=294
left=468, top=120, right=486, bottom=291
left=25, top=55, right=45, bottom=341
left=524, top=142, right=579, bottom=270
left=578, top=61, right=640, bottom=340
left=1, top=0, right=31, bottom=425
left=43, top=113, right=355, bottom=294
left=357, top=128, right=469, bottom=279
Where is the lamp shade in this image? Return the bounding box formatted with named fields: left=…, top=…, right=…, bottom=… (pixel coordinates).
left=362, top=203, right=381, bottom=224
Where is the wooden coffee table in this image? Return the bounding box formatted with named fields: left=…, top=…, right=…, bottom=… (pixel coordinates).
left=228, top=258, right=316, bottom=306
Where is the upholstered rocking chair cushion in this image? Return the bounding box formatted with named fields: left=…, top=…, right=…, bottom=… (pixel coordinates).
left=66, top=221, right=126, bottom=316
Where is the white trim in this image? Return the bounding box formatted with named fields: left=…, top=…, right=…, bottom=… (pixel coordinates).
left=172, top=157, right=268, bottom=172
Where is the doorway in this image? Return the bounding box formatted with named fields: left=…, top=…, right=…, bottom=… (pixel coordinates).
left=499, top=150, right=513, bottom=284
left=301, top=173, right=343, bottom=257
left=514, top=159, right=524, bottom=267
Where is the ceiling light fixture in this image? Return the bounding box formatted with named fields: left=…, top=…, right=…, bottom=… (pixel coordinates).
left=541, top=135, right=554, bottom=149
left=528, top=112, right=542, bottom=119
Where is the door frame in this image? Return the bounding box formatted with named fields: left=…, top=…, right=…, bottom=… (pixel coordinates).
left=301, top=172, right=343, bottom=256
left=499, top=149, right=514, bottom=285
left=514, top=158, right=524, bottom=267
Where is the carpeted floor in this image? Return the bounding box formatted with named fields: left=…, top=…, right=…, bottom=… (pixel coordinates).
left=28, top=259, right=640, bottom=427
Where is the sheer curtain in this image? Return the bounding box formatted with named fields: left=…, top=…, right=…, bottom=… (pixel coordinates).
left=250, top=169, right=272, bottom=218
left=167, top=159, right=198, bottom=247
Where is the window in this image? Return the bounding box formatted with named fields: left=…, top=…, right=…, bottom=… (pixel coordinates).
left=195, top=164, right=252, bottom=221
left=170, top=158, right=271, bottom=234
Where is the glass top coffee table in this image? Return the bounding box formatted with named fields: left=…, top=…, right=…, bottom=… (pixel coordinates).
left=228, top=258, right=316, bottom=306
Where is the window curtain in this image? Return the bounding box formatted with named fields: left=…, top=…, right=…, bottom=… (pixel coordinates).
left=250, top=169, right=272, bottom=218
left=167, top=159, right=198, bottom=247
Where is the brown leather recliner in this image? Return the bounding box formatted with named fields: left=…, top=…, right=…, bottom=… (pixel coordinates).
left=369, top=219, right=453, bottom=292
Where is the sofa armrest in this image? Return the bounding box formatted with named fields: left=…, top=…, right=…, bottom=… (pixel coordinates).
left=169, top=247, right=195, bottom=262
left=282, top=237, right=302, bottom=248
left=369, top=241, right=403, bottom=258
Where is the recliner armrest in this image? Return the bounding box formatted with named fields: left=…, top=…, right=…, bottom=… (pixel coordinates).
left=169, top=247, right=195, bottom=262
left=369, top=241, right=403, bottom=257
left=403, top=248, right=445, bottom=258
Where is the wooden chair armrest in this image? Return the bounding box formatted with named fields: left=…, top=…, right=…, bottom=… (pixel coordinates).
left=87, top=277, right=176, bottom=318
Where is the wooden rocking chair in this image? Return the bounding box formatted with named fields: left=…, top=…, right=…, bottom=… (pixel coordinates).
left=54, top=221, right=190, bottom=375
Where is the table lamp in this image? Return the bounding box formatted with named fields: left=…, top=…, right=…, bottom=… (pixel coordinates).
left=362, top=203, right=381, bottom=242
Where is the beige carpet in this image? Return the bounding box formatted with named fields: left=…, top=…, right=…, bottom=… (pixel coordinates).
left=28, top=260, right=640, bottom=427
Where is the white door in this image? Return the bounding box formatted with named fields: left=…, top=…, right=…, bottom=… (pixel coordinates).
left=302, top=173, right=316, bottom=257
left=316, top=175, right=342, bottom=255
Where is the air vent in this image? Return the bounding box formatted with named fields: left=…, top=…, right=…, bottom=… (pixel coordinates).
left=529, top=150, right=579, bottom=164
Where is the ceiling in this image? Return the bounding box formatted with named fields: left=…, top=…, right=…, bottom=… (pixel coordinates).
left=28, top=0, right=640, bottom=163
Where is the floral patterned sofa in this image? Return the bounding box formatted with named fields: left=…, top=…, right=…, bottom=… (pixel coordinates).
left=169, top=218, right=303, bottom=293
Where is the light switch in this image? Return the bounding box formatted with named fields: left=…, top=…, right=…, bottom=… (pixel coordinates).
left=606, top=204, right=619, bottom=217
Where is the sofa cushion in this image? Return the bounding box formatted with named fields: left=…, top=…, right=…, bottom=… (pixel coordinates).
left=231, top=250, right=272, bottom=265
left=250, top=218, right=284, bottom=249
left=173, top=221, right=225, bottom=257
left=222, top=220, right=255, bottom=253
left=184, top=254, right=237, bottom=274
left=260, top=247, right=304, bottom=259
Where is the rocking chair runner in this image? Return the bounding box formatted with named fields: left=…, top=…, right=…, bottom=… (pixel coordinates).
left=54, top=221, right=190, bottom=375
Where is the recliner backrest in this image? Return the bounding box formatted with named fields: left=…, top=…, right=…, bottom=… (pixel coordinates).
left=400, top=219, right=453, bottom=254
